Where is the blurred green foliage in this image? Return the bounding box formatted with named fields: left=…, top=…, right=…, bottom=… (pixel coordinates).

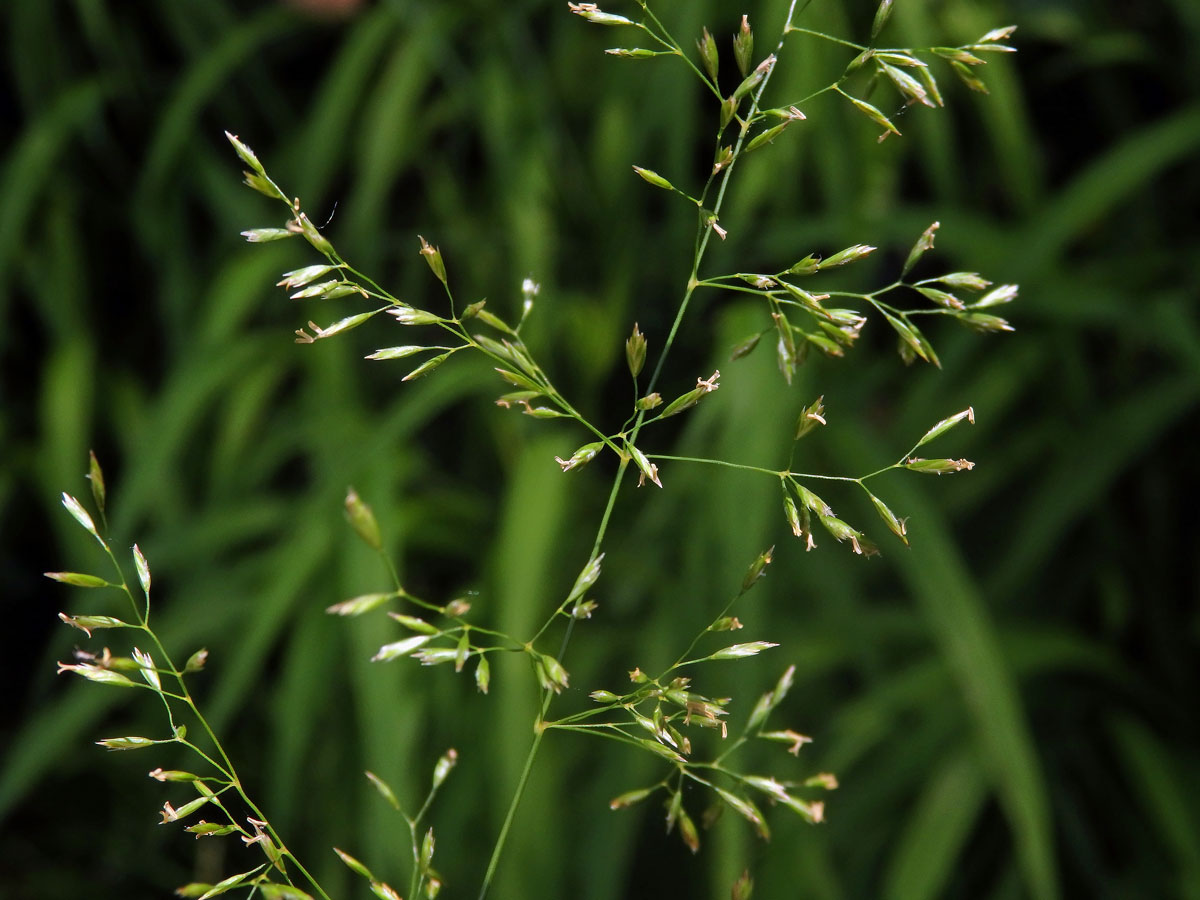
left=2, top=0, right=1198, bottom=898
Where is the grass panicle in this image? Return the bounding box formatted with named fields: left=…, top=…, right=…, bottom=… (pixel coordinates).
left=42, top=2, right=1026, bottom=897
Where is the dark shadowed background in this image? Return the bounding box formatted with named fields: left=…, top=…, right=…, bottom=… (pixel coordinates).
left=2, top=0, right=1198, bottom=898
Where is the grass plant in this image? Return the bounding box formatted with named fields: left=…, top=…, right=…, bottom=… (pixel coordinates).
left=5, top=0, right=1199, bottom=898
left=40, top=2, right=1024, bottom=897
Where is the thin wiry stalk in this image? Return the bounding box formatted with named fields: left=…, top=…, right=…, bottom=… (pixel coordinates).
left=477, top=4, right=805, bottom=896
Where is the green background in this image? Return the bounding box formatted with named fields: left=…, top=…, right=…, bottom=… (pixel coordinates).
left=2, top=0, right=1197, bottom=897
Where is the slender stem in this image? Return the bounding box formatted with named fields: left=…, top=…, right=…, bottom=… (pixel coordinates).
left=409, top=822, right=422, bottom=900
left=476, top=729, right=545, bottom=900
left=639, top=6, right=795, bottom=406
left=713, top=733, right=752, bottom=767
left=637, top=6, right=723, bottom=101
left=480, top=10, right=812, bottom=895
left=788, top=471, right=862, bottom=483
left=408, top=765, right=452, bottom=900
left=545, top=724, right=646, bottom=749
left=694, top=280, right=766, bottom=296
left=97, top=535, right=334, bottom=899
left=543, top=705, right=624, bottom=727
left=342, top=262, right=401, bottom=305
left=786, top=26, right=865, bottom=51
left=478, top=453, right=630, bottom=899
left=647, top=454, right=782, bottom=478
left=527, top=455, right=630, bottom=645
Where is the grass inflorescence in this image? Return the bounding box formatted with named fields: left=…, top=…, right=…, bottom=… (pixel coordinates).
left=43, top=2, right=1027, bottom=897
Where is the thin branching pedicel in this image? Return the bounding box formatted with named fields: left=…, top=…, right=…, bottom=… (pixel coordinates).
left=49, top=1, right=1018, bottom=897
left=50, top=470, right=336, bottom=900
